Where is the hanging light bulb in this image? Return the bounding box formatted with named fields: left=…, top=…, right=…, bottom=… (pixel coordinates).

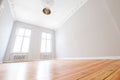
left=41, top=0, right=54, bottom=15
left=43, top=8, right=51, bottom=15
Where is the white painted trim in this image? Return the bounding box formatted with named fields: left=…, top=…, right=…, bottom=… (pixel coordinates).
left=57, top=56, right=120, bottom=60
left=3, top=59, right=56, bottom=63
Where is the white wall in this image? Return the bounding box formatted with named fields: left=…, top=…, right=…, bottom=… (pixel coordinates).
left=56, top=0, right=120, bottom=58
left=106, top=0, right=120, bottom=30
left=0, top=0, right=14, bottom=62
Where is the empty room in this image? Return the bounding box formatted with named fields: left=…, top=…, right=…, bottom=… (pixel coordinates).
left=0, top=0, right=120, bottom=80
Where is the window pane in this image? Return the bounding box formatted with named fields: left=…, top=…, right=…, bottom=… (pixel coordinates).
left=41, top=39, right=46, bottom=52
left=47, top=33, right=51, bottom=39
left=13, top=36, right=23, bottom=52
left=46, top=40, right=51, bottom=52
left=21, top=37, right=30, bottom=53
left=42, top=32, right=47, bottom=39
left=17, top=28, right=25, bottom=36
left=25, top=29, right=31, bottom=37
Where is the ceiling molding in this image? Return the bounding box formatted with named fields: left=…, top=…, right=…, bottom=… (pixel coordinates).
left=8, top=0, right=88, bottom=29
left=55, top=0, right=88, bottom=30
left=8, top=0, right=16, bottom=19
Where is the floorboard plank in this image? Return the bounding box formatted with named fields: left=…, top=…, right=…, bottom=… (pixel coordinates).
left=78, top=61, right=120, bottom=80
left=105, top=68, right=120, bottom=80
left=0, top=60, right=120, bottom=80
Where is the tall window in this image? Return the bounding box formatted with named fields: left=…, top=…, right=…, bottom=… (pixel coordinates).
left=12, top=28, right=31, bottom=53
left=41, top=32, right=52, bottom=53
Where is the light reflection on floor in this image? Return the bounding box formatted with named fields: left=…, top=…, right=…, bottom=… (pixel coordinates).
left=37, top=61, right=52, bottom=80
left=6, top=63, right=27, bottom=80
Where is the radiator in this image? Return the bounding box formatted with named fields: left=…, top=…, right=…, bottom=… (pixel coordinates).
left=40, top=53, right=53, bottom=60
left=10, top=54, right=28, bottom=62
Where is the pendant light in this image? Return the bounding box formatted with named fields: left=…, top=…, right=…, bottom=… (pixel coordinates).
left=41, top=0, right=54, bottom=15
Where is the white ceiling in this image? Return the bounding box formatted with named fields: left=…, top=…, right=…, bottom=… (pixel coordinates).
left=8, top=0, right=88, bottom=29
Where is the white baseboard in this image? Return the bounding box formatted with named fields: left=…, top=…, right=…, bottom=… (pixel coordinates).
left=3, top=59, right=56, bottom=63
left=3, top=56, right=120, bottom=63
left=57, top=56, right=120, bottom=60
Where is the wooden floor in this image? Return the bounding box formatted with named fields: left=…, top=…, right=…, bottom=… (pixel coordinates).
left=0, top=60, right=120, bottom=80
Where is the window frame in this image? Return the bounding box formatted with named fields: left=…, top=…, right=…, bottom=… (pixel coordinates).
left=10, top=27, right=32, bottom=54
left=4, top=22, right=55, bottom=62
left=40, top=32, right=53, bottom=53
